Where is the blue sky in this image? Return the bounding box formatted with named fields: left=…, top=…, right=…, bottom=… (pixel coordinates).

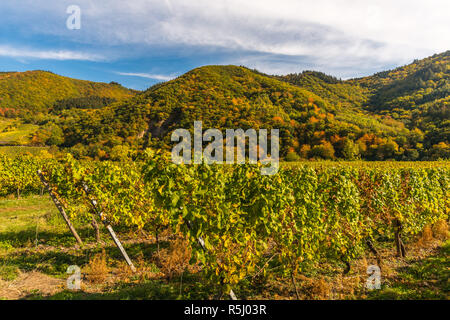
left=1, top=0, right=449, bottom=90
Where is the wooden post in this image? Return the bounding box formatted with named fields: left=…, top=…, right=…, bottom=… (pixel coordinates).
left=341, top=257, right=351, bottom=275
left=291, top=269, right=300, bottom=300
left=367, top=239, right=383, bottom=269
left=82, top=183, right=136, bottom=273
left=37, top=170, right=83, bottom=246
left=105, top=224, right=136, bottom=272
left=91, top=217, right=101, bottom=243
left=186, top=220, right=238, bottom=300
left=393, top=219, right=406, bottom=258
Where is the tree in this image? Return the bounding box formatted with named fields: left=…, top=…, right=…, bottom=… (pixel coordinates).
left=403, top=149, right=420, bottom=161
left=341, top=138, right=359, bottom=160
left=429, top=142, right=450, bottom=160
left=299, top=145, right=311, bottom=159
left=377, top=139, right=399, bottom=160
left=32, top=123, right=64, bottom=146
left=45, top=124, right=64, bottom=146
left=285, top=151, right=301, bottom=162
left=310, top=141, right=335, bottom=159
left=110, top=145, right=130, bottom=161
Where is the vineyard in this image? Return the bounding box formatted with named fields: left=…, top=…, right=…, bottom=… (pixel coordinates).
left=0, top=153, right=449, bottom=299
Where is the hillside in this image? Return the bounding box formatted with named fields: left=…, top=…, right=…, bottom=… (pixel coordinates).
left=350, top=51, right=450, bottom=150
left=275, top=71, right=368, bottom=110
left=0, top=70, right=136, bottom=115
left=59, top=65, right=414, bottom=161
left=272, top=52, right=449, bottom=159
left=2, top=52, right=447, bottom=161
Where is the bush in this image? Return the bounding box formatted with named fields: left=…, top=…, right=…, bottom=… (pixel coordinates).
left=285, top=152, right=301, bottom=162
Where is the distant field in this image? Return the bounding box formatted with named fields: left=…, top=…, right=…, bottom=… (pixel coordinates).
left=0, top=118, right=39, bottom=145
left=282, top=160, right=450, bottom=169
left=0, top=146, right=49, bottom=157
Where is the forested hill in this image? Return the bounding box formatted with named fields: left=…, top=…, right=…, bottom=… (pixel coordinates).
left=60, top=65, right=419, bottom=161
left=271, top=51, right=449, bottom=158
left=0, top=70, right=136, bottom=116
left=351, top=51, right=450, bottom=149
left=2, top=51, right=448, bottom=161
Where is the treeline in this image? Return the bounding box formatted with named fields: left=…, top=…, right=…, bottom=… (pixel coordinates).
left=51, top=96, right=118, bottom=113
left=353, top=51, right=449, bottom=153
left=0, top=70, right=135, bottom=114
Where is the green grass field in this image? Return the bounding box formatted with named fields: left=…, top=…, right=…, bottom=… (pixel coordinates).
left=0, top=118, right=39, bottom=145
left=0, top=146, right=49, bottom=157
left=282, top=160, right=450, bottom=169
left=0, top=195, right=448, bottom=300
left=0, top=118, right=48, bottom=156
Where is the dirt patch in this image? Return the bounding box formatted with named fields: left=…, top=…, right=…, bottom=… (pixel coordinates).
left=0, top=271, right=64, bottom=299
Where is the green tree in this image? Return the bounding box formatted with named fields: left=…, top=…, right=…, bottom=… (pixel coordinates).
left=341, top=138, right=359, bottom=160
left=310, top=141, right=335, bottom=159
left=110, top=145, right=130, bottom=161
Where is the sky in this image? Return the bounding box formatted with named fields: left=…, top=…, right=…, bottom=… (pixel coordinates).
left=0, top=0, right=449, bottom=90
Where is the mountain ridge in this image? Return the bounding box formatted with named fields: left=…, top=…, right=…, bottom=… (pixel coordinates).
left=1, top=51, right=448, bottom=161
left=59, top=65, right=416, bottom=160
left=0, top=70, right=137, bottom=116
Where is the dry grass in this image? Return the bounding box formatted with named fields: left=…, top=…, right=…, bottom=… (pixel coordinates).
left=157, top=236, right=195, bottom=280
left=433, top=220, right=449, bottom=240
left=417, top=225, right=434, bottom=247
left=308, top=277, right=332, bottom=299
left=114, top=261, right=135, bottom=283
left=84, top=249, right=109, bottom=284
left=417, top=220, right=449, bottom=247
left=261, top=234, right=446, bottom=300
left=114, top=257, right=164, bottom=283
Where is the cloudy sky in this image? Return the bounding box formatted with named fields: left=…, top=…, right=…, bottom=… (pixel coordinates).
left=1, top=0, right=449, bottom=90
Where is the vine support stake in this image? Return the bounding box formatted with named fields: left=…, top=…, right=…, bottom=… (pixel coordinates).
left=82, top=183, right=137, bottom=273
left=186, top=220, right=237, bottom=300
left=291, top=270, right=300, bottom=300
left=341, top=258, right=351, bottom=275
left=366, top=240, right=383, bottom=269
left=37, top=170, right=83, bottom=247
left=393, top=219, right=407, bottom=258
left=91, top=217, right=101, bottom=243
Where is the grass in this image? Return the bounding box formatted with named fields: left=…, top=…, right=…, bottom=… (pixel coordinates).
left=29, top=278, right=209, bottom=300
left=0, top=265, right=19, bottom=281
left=367, top=240, right=450, bottom=300
left=0, top=117, right=48, bottom=156
left=0, top=195, right=200, bottom=299
left=0, top=118, right=39, bottom=145
left=282, top=160, right=450, bottom=169
left=0, top=195, right=58, bottom=233
left=0, top=146, right=49, bottom=156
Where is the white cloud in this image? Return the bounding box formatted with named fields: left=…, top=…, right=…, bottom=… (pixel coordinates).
left=62, top=0, right=448, bottom=60
left=1, top=0, right=449, bottom=74
left=116, top=72, right=175, bottom=81
left=0, top=45, right=104, bottom=61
